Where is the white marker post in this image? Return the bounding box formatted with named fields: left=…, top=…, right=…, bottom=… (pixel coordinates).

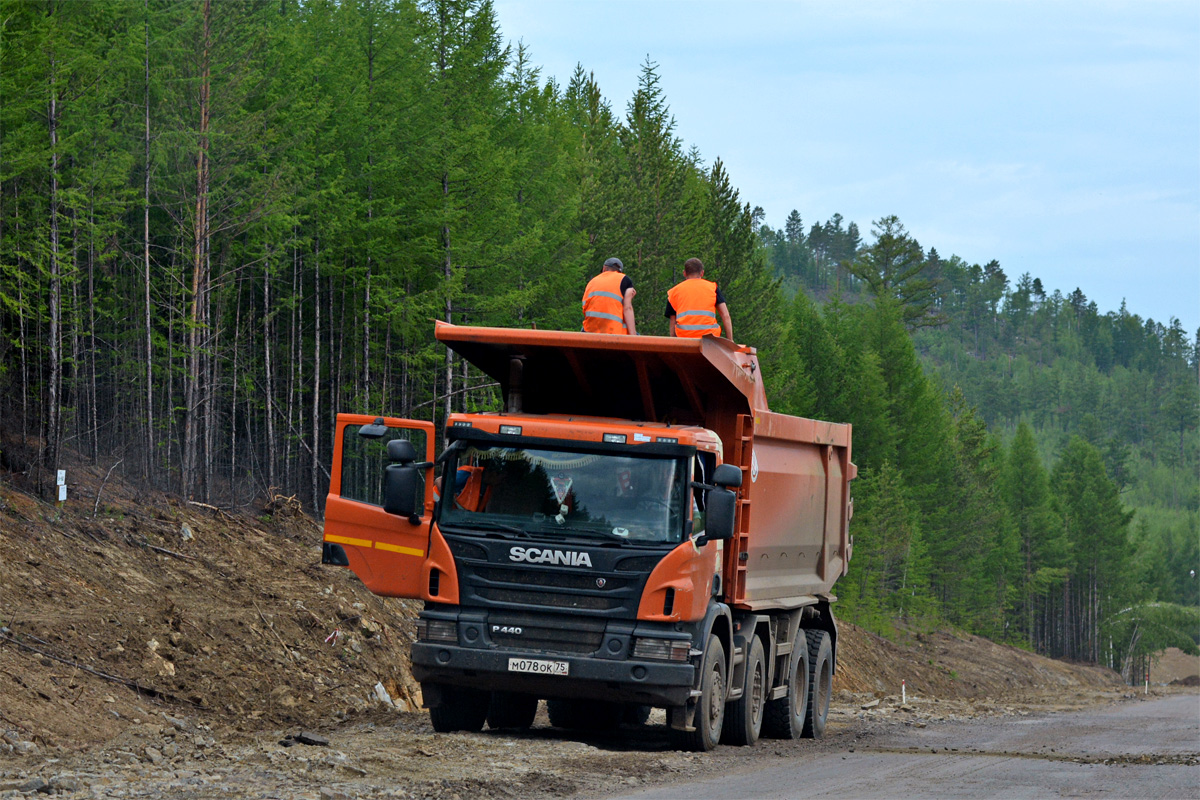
left=56, top=470, right=67, bottom=505
left=902, top=679, right=906, bottom=705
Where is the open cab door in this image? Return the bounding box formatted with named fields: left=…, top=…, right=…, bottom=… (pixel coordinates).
left=322, top=414, right=435, bottom=598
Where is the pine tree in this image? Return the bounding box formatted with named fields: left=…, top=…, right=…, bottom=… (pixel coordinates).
left=1002, top=421, right=1067, bottom=649
left=613, top=58, right=690, bottom=335
left=1052, top=436, right=1135, bottom=664
left=940, top=388, right=1017, bottom=637
left=849, top=215, right=943, bottom=329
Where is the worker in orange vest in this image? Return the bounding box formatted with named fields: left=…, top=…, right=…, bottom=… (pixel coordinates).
left=665, top=258, right=733, bottom=340
left=582, top=257, right=637, bottom=335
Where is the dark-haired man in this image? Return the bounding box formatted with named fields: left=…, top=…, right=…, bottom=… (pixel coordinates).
left=665, top=258, right=732, bottom=340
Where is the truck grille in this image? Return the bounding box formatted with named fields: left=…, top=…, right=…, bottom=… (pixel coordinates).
left=476, top=586, right=620, bottom=611
left=487, top=612, right=605, bottom=655
left=471, top=565, right=630, bottom=593
left=445, top=533, right=661, bottom=619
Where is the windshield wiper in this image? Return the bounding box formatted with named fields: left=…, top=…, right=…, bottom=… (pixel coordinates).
left=442, top=520, right=530, bottom=538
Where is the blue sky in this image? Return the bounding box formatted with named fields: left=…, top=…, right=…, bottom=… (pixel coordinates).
left=491, top=0, right=1200, bottom=334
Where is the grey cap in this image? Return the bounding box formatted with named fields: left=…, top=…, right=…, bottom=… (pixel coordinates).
left=603, top=257, right=624, bottom=270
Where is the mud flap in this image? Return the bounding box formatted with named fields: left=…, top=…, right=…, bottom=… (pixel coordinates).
left=421, top=683, right=445, bottom=709
left=667, top=602, right=731, bottom=732
left=668, top=697, right=700, bottom=731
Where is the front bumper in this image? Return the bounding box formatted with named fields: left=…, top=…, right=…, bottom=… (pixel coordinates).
left=410, top=608, right=699, bottom=707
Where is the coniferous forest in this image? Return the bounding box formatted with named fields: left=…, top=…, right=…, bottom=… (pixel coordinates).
left=2, top=0, right=1196, bottom=681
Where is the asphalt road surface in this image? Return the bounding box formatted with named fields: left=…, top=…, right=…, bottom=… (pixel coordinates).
left=604, top=695, right=1200, bottom=800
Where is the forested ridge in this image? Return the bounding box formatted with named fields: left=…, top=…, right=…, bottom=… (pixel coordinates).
left=1, top=0, right=1196, bottom=679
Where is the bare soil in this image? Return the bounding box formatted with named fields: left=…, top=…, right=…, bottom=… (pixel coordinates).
left=1153, top=647, right=1200, bottom=685
left=0, top=467, right=1171, bottom=799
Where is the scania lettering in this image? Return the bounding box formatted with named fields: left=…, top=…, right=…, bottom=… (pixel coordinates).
left=509, top=547, right=593, bottom=567
left=322, top=323, right=854, bottom=751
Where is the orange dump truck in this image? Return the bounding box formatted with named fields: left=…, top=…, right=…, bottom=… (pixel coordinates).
left=322, top=322, right=854, bottom=750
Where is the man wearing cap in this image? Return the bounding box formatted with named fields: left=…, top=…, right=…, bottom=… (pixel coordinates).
left=582, top=257, right=637, bottom=335
left=665, top=258, right=733, bottom=340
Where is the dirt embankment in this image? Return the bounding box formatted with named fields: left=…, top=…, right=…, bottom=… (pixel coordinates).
left=0, top=467, right=1170, bottom=799
left=0, top=466, right=423, bottom=752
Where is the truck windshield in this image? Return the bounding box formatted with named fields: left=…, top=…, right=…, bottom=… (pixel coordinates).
left=438, top=445, right=687, bottom=544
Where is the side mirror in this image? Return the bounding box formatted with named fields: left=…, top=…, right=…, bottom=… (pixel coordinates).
left=358, top=417, right=389, bottom=439
left=713, top=463, right=742, bottom=488
left=703, top=487, right=737, bottom=542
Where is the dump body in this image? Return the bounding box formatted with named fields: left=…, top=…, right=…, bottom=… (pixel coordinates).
left=322, top=323, right=854, bottom=749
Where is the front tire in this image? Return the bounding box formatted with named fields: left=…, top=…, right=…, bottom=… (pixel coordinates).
left=622, top=703, right=652, bottom=726
left=428, top=685, right=489, bottom=733
left=487, top=691, right=538, bottom=730
left=722, top=636, right=765, bottom=746
left=547, top=698, right=621, bottom=731
left=669, top=635, right=727, bottom=752
left=802, top=629, right=832, bottom=738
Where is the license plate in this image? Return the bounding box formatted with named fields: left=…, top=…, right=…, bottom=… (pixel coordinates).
left=508, top=657, right=569, bottom=676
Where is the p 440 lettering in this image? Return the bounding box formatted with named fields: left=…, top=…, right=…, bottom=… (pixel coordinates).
left=492, top=625, right=523, bottom=635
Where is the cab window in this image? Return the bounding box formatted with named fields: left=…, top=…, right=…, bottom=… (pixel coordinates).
left=691, top=452, right=717, bottom=537
left=340, top=425, right=428, bottom=506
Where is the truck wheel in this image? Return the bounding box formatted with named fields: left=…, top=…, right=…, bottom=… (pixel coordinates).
left=547, top=698, right=583, bottom=729
left=428, top=685, right=489, bottom=733
left=721, top=636, right=765, bottom=746
left=547, top=698, right=621, bottom=731
left=761, top=632, right=810, bottom=739
left=622, top=703, right=652, bottom=726
left=487, top=691, right=538, bottom=730
left=802, top=629, right=832, bottom=738
left=669, top=635, right=727, bottom=752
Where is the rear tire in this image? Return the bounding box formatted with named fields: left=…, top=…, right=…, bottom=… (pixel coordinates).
left=802, top=629, right=832, bottom=738
left=761, top=631, right=810, bottom=739
left=486, top=691, right=538, bottom=730
left=722, top=636, right=765, bottom=746
left=668, top=635, right=726, bottom=752
left=428, top=685, right=489, bottom=733
left=547, top=698, right=621, bottom=731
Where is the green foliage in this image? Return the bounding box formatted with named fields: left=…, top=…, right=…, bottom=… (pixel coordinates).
left=1104, top=602, right=1200, bottom=682
left=838, top=460, right=932, bottom=634
left=848, top=215, right=944, bottom=329
left=1002, top=421, right=1068, bottom=646
left=763, top=209, right=1193, bottom=674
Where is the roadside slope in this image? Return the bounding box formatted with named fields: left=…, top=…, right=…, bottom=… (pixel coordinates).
left=0, top=468, right=422, bottom=751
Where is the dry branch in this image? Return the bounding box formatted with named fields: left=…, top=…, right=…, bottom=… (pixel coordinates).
left=92, top=458, right=125, bottom=518
left=0, top=632, right=197, bottom=707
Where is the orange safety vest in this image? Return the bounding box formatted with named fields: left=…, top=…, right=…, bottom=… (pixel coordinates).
left=582, top=271, right=629, bottom=334
left=668, top=278, right=722, bottom=338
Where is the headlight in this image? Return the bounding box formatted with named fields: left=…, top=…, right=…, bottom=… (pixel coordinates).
left=632, top=637, right=691, bottom=662
left=415, top=618, right=457, bottom=643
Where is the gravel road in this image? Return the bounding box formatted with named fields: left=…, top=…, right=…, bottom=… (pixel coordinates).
left=3, top=692, right=1195, bottom=799
left=601, top=694, right=1200, bottom=800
